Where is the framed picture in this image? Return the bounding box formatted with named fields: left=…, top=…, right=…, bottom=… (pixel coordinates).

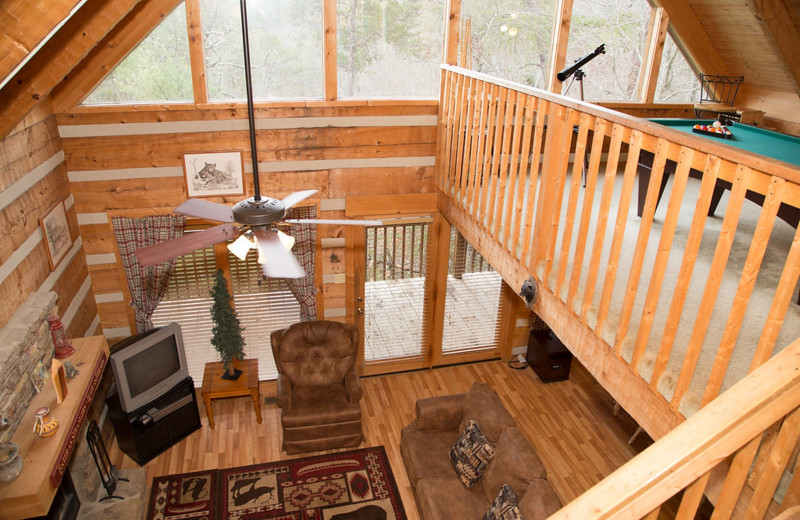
left=183, top=151, right=245, bottom=198
left=51, top=359, right=68, bottom=404
left=40, top=201, right=72, bottom=270
left=30, top=361, right=48, bottom=393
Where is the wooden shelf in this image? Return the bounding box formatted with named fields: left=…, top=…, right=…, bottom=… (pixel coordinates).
left=0, top=336, right=109, bottom=520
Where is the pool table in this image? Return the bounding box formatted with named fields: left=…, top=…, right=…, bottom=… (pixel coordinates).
left=637, top=119, right=800, bottom=228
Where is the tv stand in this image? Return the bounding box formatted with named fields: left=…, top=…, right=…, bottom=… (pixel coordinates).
left=106, top=377, right=201, bottom=465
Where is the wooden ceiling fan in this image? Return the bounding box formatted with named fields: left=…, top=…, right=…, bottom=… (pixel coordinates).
left=134, top=0, right=379, bottom=278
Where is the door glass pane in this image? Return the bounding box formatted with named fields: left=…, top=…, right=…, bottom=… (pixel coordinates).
left=363, top=220, right=430, bottom=361
left=442, top=228, right=502, bottom=353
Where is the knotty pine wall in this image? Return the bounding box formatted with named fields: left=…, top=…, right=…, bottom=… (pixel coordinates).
left=56, top=101, right=442, bottom=341
left=0, top=106, right=100, bottom=340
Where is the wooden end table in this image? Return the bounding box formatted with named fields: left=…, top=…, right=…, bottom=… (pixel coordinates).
left=200, top=358, right=262, bottom=429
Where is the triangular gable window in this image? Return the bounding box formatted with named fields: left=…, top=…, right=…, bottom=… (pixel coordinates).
left=655, top=31, right=700, bottom=103
left=81, top=3, right=192, bottom=105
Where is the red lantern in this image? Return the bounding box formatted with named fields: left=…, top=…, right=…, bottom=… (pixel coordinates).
left=47, top=314, right=75, bottom=359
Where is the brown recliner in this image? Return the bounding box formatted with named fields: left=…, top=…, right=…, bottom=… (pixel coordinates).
left=270, top=320, right=363, bottom=454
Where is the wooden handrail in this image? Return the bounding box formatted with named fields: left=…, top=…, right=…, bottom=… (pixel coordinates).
left=547, top=338, right=800, bottom=519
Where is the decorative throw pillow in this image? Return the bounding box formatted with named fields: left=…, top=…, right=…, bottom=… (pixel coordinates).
left=450, top=419, right=496, bottom=487
left=483, top=484, right=524, bottom=520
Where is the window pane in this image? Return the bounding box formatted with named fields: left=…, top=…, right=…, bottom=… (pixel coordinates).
left=337, top=0, right=445, bottom=99
left=563, top=0, right=650, bottom=101
left=654, top=32, right=699, bottom=103
left=82, top=3, right=192, bottom=105
left=462, top=0, right=557, bottom=89
left=202, top=0, right=323, bottom=101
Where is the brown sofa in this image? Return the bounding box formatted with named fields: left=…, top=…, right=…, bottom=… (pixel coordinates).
left=401, top=382, right=562, bottom=519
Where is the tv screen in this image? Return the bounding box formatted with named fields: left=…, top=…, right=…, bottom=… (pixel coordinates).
left=110, top=322, right=190, bottom=414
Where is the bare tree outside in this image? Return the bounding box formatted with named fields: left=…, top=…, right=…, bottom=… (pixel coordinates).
left=655, top=32, right=699, bottom=102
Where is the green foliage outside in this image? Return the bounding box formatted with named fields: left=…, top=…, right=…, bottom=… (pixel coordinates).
left=210, top=269, right=246, bottom=374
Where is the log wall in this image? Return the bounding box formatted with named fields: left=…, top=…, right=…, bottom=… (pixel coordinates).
left=56, top=102, right=441, bottom=340
left=0, top=105, right=99, bottom=339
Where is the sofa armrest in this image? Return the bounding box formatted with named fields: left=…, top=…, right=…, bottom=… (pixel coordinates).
left=344, top=366, right=363, bottom=403
left=411, top=393, right=466, bottom=430
left=275, top=374, right=292, bottom=409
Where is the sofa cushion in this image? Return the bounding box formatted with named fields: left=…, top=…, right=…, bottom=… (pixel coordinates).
left=450, top=420, right=496, bottom=487
left=401, top=427, right=461, bottom=488
left=482, top=484, right=523, bottom=520
left=460, top=383, right=516, bottom=444
left=482, top=427, right=547, bottom=502
left=518, top=478, right=563, bottom=520
left=416, top=477, right=489, bottom=520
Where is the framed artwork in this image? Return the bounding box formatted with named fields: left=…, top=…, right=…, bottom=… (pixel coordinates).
left=40, top=201, right=72, bottom=270
left=183, top=151, right=245, bottom=198
left=51, top=359, right=68, bottom=404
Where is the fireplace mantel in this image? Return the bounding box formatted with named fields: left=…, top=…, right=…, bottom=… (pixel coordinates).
left=0, top=335, right=109, bottom=519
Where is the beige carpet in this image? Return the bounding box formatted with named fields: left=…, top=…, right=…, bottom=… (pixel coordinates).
left=535, top=172, right=800, bottom=417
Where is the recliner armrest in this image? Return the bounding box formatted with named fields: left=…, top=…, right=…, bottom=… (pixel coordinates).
left=276, top=374, right=292, bottom=409
left=344, top=366, right=363, bottom=403
left=411, top=393, right=466, bottom=430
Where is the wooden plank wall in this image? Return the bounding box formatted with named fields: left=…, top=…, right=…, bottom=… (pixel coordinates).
left=56, top=102, right=442, bottom=340
left=0, top=105, right=99, bottom=339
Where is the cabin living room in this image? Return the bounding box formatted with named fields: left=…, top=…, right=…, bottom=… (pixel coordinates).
left=1, top=0, right=799, bottom=519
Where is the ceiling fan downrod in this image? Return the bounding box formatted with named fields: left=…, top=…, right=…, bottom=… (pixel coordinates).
left=240, top=0, right=261, bottom=202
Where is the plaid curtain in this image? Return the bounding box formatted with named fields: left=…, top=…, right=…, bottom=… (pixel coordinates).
left=112, top=215, right=187, bottom=332
left=284, top=206, right=318, bottom=321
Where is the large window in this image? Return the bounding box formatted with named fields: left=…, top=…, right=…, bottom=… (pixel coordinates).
left=82, top=3, right=193, bottom=105
left=337, top=0, right=445, bottom=99
left=563, top=0, right=650, bottom=101
left=151, top=243, right=301, bottom=384
left=201, top=0, right=323, bottom=101
left=654, top=32, right=699, bottom=103
left=462, top=0, right=557, bottom=89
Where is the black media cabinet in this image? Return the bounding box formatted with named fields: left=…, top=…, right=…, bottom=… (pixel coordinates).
left=106, top=376, right=201, bottom=465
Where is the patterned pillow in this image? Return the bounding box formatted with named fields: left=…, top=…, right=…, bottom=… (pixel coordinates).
left=449, top=419, right=496, bottom=487
left=483, top=484, right=524, bottom=520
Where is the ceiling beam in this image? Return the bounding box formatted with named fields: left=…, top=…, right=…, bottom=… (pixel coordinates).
left=50, top=0, right=183, bottom=113
left=745, top=0, right=800, bottom=96
left=0, top=0, right=87, bottom=90
left=653, top=0, right=731, bottom=77
left=0, top=0, right=142, bottom=139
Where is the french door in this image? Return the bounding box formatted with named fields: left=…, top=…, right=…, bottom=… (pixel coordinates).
left=345, top=195, right=509, bottom=376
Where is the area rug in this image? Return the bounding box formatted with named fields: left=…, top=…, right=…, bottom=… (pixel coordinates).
left=146, top=446, right=406, bottom=520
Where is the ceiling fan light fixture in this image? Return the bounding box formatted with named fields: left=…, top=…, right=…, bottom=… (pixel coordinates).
left=277, top=230, right=295, bottom=251
left=228, top=233, right=254, bottom=260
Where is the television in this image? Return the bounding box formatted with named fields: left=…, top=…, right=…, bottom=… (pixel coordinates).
left=109, top=322, right=190, bottom=414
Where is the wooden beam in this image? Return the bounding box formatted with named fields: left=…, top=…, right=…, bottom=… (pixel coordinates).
left=639, top=8, right=669, bottom=103
left=184, top=0, right=207, bottom=104
left=49, top=0, right=183, bottom=113
left=744, top=0, right=800, bottom=96
left=0, top=0, right=142, bottom=139
left=547, top=0, right=573, bottom=94
left=0, top=0, right=87, bottom=89
left=323, top=0, right=337, bottom=101
left=654, top=0, right=731, bottom=76
left=443, top=0, right=461, bottom=65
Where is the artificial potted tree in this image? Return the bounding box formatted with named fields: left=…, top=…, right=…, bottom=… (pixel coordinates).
left=210, top=269, right=246, bottom=380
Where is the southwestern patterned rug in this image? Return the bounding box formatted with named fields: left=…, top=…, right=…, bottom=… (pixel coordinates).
left=146, top=446, right=406, bottom=520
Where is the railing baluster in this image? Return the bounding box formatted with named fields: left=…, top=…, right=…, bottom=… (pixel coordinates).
left=675, top=472, right=710, bottom=520
left=490, top=90, right=517, bottom=239
left=510, top=95, right=536, bottom=257
left=520, top=99, right=548, bottom=270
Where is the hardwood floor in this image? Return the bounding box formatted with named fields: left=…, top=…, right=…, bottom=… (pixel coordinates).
left=108, top=359, right=652, bottom=519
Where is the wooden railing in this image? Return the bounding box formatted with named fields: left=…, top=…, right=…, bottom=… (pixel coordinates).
left=435, top=65, right=800, bottom=517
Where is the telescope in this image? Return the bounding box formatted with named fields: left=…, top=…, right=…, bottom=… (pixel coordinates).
left=557, top=44, right=606, bottom=82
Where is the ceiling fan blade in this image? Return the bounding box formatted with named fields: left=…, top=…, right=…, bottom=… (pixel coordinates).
left=251, top=227, right=306, bottom=278
left=134, top=224, right=239, bottom=267
left=174, top=199, right=235, bottom=222
left=280, top=190, right=318, bottom=210
left=284, top=218, right=383, bottom=226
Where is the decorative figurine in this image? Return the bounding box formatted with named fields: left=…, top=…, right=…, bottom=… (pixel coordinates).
left=33, top=407, right=59, bottom=437
left=47, top=314, right=75, bottom=359
left=0, top=442, right=22, bottom=482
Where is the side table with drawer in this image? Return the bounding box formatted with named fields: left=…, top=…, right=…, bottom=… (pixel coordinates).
left=526, top=329, right=573, bottom=382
